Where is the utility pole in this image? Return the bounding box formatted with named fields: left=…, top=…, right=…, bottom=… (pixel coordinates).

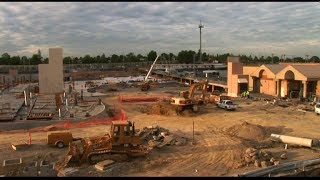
left=193, top=53, right=196, bottom=77
left=271, top=53, right=274, bottom=64
left=199, top=20, right=204, bottom=63
left=29, top=58, right=31, bottom=85
left=305, top=55, right=309, bottom=63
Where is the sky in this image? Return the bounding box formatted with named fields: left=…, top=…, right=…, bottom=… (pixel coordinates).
left=0, top=2, right=319, bottom=58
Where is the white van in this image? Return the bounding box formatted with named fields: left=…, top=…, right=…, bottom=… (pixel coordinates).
left=315, top=103, right=320, bottom=115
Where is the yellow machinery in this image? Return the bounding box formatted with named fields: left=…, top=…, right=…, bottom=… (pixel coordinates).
left=170, top=80, right=209, bottom=112
left=64, top=120, right=148, bottom=166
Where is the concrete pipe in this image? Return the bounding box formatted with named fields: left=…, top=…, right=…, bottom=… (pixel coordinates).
left=270, top=134, right=313, bottom=148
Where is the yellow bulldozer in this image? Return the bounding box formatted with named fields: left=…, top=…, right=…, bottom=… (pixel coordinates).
left=64, top=120, right=149, bottom=166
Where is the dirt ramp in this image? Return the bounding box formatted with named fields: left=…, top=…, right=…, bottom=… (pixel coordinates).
left=226, top=121, right=268, bottom=141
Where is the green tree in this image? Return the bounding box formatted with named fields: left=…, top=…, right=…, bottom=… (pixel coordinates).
left=29, top=54, right=42, bottom=65
left=37, top=49, right=43, bottom=63
left=293, top=57, right=304, bottom=63
left=110, top=54, right=119, bottom=63
left=177, top=50, right=196, bottom=64
left=10, top=56, right=21, bottom=65
left=137, top=54, right=145, bottom=61
left=273, top=56, right=280, bottom=64
left=311, top=56, right=320, bottom=63
left=82, top=55, right=92, bottom=64
left=126, top=52, right=138, bottom=62
left=63, top=56, right=72, bottom=64
left=43, top=57, right=49, bottom=64
left=147, top=50, right=157, bottom=61
left=0, top=53, right=10, bottom=65
left=100, top=53, right=107, bottom=63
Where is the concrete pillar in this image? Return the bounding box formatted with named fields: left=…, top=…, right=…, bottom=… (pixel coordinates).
left=277, top=80, right=281, bottom=97
left=274, top=80, right=278, bottom=96
left=303, top=81, right=307, bottom=98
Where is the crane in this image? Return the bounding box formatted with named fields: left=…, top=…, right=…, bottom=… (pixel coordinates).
left=140, top=55, right=160, bottom=91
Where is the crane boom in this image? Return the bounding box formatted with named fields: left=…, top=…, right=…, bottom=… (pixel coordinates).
left=144, top=55, right=160, bottom=82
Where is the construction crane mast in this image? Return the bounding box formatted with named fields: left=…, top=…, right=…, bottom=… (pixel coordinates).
left=144, top=55, right=160, bottom=82
left=140, top=55, right=160, bottom=91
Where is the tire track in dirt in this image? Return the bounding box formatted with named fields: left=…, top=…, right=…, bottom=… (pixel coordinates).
left=130, top=120, right=247, bottom=176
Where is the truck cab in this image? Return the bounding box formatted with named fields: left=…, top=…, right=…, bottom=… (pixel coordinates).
left=315, top=103, right=320, bottom=115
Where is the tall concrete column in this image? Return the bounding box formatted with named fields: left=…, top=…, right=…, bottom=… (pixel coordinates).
left=274, top=80, right=278, bottom=96
left=303, top=81, right=307, bottom=98
left=277, top=80, right=281, bottom=97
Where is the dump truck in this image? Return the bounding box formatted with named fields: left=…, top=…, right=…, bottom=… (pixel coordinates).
left=171, top=80, right=209, bottom=112
left=64, top=120, right=149, bottom=166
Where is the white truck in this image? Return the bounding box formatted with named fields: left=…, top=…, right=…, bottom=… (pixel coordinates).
left=315, top=103, right=320, bottom=115
left=217, top=100, right=237, bottom=111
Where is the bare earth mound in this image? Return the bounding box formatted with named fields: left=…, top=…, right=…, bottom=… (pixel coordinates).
left=226, top=121, right=268, bottom=141
left=138, top=101, right=203, bottom=117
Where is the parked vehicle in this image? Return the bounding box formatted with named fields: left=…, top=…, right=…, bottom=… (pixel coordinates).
left=315, top=103, right=320, bottom=115
left=47, top=131, right=81, bottom=148
left=217, top=100, right=237, bottom=111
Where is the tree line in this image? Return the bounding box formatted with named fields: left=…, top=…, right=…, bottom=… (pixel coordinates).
left=0, top=49, right=319, bottom=65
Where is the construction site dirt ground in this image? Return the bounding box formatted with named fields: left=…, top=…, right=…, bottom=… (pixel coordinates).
left=1, top=84, right=320, bottom=176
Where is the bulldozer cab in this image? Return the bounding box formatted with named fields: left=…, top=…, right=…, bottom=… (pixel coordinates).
left=178, top=91, right=189, bottom=98
left=110, top=121, right=140, bottom=146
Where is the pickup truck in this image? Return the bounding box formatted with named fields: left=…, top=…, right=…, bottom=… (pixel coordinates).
left=217, top=100, right=237, bottom=111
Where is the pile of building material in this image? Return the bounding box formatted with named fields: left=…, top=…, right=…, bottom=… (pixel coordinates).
left=242, top=148, right=287, bottom=168
left=139, top=125, right=188, bottom=149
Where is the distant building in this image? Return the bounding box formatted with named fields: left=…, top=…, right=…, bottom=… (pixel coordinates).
left=229, top=59, right=320, bottom=98
left=227, top=56, right=249, bottom=97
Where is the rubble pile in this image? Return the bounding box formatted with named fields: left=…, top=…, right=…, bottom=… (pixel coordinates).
left=242, top=148, right=288, bottom=168
left=138, top=126, right=188, bottom=149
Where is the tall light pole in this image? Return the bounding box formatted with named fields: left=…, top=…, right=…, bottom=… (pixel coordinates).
left=199, top=20, right=204, bottom=63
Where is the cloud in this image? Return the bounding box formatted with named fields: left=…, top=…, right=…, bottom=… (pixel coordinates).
left=0, top=2, right=319, bottom=57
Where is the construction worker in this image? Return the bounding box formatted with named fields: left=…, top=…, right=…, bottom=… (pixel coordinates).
left=246, top=90, right=250, bottom=99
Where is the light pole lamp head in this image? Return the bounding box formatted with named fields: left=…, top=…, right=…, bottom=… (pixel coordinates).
left=199, top=20, right=204, bottom=28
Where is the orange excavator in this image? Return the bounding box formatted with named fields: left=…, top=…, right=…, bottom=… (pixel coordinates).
left=170, top=79, right=209, bottom=112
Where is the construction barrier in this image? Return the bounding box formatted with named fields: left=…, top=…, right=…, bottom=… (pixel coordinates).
left=0, top=108, right=127, bottom=134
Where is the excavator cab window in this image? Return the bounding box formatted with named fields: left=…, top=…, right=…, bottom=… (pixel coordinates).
left=113, top=126, right=120, bottom=137
left=124, top=126, right=130, bottom=136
